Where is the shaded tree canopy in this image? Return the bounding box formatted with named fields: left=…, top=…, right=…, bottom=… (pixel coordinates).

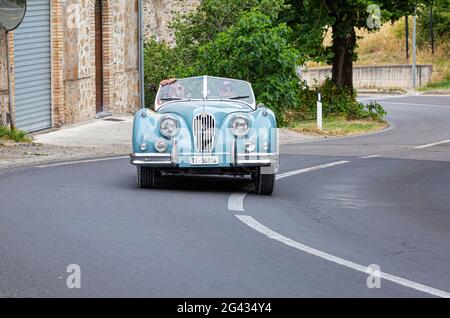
left=284, top=0, right=423, bottom=89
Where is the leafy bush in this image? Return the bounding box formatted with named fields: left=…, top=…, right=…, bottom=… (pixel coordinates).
left=143, top=0, right=386, bottom=124
left=298, top=79, right=386, bottom=121
left=171, top=0, right=286, bottom=64
left=144, top=0, right=289, bottom=114
left=418, top=0, right=450, bottom=44
left=0, top=126, right=30, bottom=142
left=191, top=10, right=304, bottom=123
left=143, top=39, right=178, bottom=106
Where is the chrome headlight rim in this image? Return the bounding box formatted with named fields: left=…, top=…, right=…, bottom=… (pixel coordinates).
left=159, top=115, right=180, bottom=139
left=230, top=114, right=250, bottom=137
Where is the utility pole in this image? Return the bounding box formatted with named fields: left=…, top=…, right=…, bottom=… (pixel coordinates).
left=138, top=0, right=145, bottom=109
left=5, top=31, right=15, bottom=131
left=405, top=16, right=409, bottom=61
left=412, top=12, right=417, bottom=89
left=430, top=6, right=435, bottom=55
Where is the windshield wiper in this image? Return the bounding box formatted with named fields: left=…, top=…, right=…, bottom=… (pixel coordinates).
left=160, top=97, right=182, bottom=101
left=228, top=95, right=250, bottom=100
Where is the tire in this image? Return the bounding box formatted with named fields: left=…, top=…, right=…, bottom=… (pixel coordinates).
left=137, top=166, right=155, bottom=188
left=254, top=167, right=275, bottom=195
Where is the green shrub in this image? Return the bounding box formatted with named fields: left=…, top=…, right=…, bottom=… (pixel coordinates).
left=418, top=0, right=450, bottom=45
left=143, top=39, right=178, bottom=106
left=142, top=0, right=384, bottom=125
left=297, top=79, right=386, bottom=122
left=0, top=126, right=30, bottom=142
left=191, top=10, right=304, bottom=124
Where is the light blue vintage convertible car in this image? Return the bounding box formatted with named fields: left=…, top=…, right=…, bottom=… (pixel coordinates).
left=130, top=76, right=279, bottom=194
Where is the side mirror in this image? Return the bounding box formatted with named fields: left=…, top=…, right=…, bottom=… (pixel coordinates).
left=257, top=103, right=266, bottom=109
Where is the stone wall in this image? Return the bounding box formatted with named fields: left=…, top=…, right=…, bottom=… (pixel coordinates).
left=0, top=31, right=15, bottom=128
left=111, top=0, right=140, bottom=114
left=143, top=0, right=200, bottom=44
left=301, top=64, right=433, bottom=89
left=60, top=0, right=140, bottom=125
left=0, top=30, right=9, bottom=126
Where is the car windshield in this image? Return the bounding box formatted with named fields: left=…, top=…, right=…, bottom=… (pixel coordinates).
left=155, top=76, right=255, bottom=109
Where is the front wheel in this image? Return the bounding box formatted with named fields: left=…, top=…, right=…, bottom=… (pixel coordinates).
left=254, top=167, right=275, bottom=195
left=137, top=166, right=155, bottom=188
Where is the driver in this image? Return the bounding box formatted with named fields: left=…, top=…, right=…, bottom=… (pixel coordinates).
left=218, top=81, right=235, bottom=98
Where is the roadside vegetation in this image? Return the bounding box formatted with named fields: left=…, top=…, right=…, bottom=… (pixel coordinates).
left=144, top=0, right=444, bottom=132
left=355, top=19, right=450, bottom=91
left=0, top=126, right=30, bottom=143
left=290, top=116, right=388, bottom=137
left=309, top=1, right=450, bottom=90
left=418, top=78, right=450, bottom=91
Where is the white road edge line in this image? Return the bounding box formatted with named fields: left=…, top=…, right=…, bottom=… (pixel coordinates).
left=236, top=215, right=450, bottom=298
left=381, top=102, right=450, bottom=109
left=36, top=156, right=130, bottom=168
left=358, top=155, right=381, bottom=159
left=414, top=140, right=450, bottom=149
left=276, top=160, right=350, bottom=180
left=227, top=160, right=350, bottom=212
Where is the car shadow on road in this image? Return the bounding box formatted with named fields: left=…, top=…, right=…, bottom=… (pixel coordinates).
left=145, top=174, right=255, bottom=194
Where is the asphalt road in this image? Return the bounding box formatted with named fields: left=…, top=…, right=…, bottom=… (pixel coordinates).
left=0, top=95, right=449, bottom=297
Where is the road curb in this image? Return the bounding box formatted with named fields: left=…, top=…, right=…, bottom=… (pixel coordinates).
left=281, top=120, right=395, bottom=146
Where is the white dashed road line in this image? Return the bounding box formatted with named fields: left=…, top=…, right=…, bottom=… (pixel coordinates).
left=358, top=155, right=381, bottom=159
left=381, top=102, right=450, bottom=109
left=227, top=192, right=247, bottom=212
left=236, top=215, right=450, bottom=298
left=227, top=160, right=350, bottom=213
left=414, top=140, right=450, bottom=149
left=228, top=159, right=450, bottom=298
left=276, top=160, right=350, bottom=180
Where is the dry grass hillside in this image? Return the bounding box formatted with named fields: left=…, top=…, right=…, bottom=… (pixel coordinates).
left=356, top=18, right=449, bottom=84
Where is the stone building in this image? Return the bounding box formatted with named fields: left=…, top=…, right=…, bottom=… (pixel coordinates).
left=0, top=0, right=140, bottom=132
left=143, top=0, right=200, bottom=44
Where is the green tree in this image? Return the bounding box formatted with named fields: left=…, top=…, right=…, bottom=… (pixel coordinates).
left=192, top=10, right=304, bottom=122
left=171, top=0, right=286, bottom=65
left=285, top=0, right=421, bottom=90
left=418, top=0, right=450, bottom=43
left=143, top=39, right=177, bottom=105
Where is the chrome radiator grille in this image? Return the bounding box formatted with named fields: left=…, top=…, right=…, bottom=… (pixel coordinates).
left=193, top=113, right=216, bottom=153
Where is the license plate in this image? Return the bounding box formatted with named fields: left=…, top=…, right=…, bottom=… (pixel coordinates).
left=190, top=156, right=219, bottom=165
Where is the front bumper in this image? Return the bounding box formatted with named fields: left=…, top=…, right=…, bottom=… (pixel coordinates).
left=131, top=138, right=279, bottom=172
left=130, top=152, right=278, bottom=166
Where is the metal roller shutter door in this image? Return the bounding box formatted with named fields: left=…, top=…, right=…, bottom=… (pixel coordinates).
left=14, top=0, right=51, bottom=132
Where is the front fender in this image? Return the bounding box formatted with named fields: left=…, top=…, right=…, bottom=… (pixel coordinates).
left=132, top=108, right=193, bottom=154
left=215, top=107, right=278, bottom=154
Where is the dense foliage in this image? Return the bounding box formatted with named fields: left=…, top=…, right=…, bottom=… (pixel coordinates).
left=191, top=11, right=303, bottom=122
left=418, top=0, right=450, bottom=44
left=144, top=0, right=391, bottom=125
left=298, top=79, right=386, bottom=121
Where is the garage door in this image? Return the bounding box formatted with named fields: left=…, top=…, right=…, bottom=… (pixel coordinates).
left=14, top=0, right=51, bottom=132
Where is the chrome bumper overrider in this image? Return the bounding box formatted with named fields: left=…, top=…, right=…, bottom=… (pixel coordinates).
left=130, top=153, right=173, bottom=166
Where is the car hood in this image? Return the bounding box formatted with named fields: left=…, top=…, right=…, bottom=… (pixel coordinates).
left=157, top=100, right=253, bottom=128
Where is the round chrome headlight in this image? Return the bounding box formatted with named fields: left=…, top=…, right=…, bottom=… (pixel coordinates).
left=230, top=115, right=250, bottom=137
left=160, top=116, right=179, bottom=138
